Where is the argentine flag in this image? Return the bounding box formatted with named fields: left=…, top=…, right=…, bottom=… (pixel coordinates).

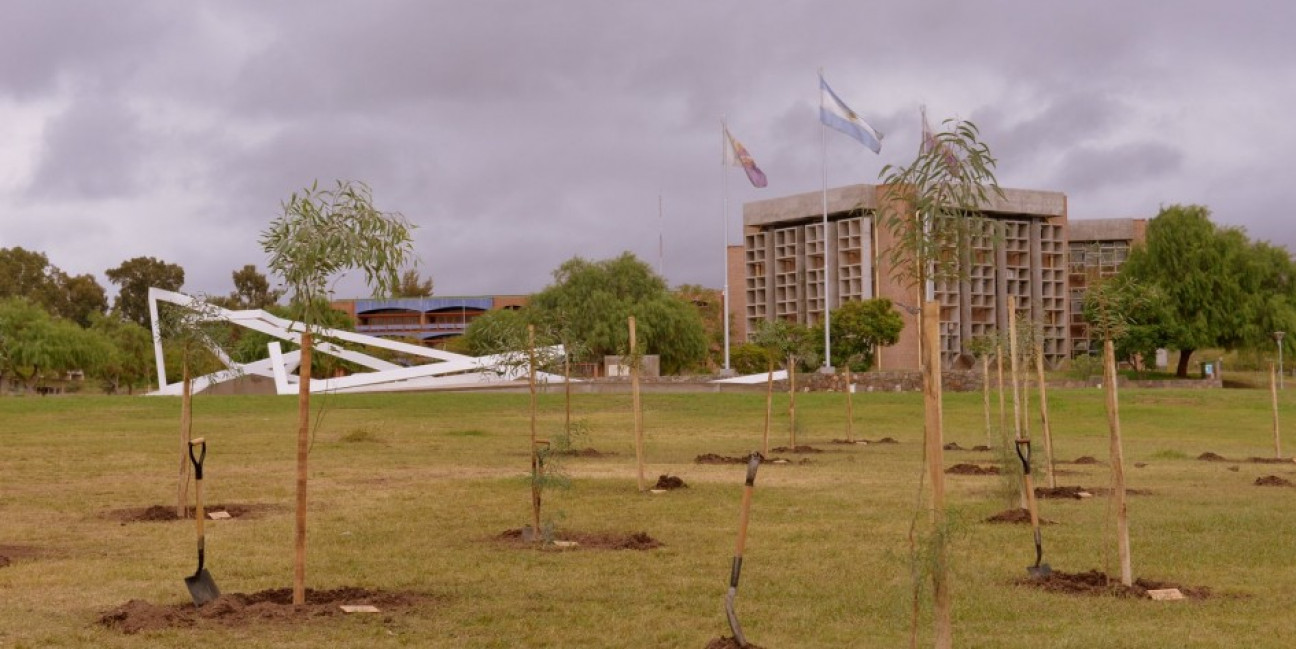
left=819, top=75, right=883, bottom=154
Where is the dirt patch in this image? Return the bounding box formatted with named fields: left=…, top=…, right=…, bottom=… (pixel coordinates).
left=556, top=447, right=616, bottom=458
left=1197, top=452, right=1229, bottom=462
left=943, top=442, right=966, bottom=451
left=872, top=437, right=899, bottom=444
left=769, top=445, right=823, bottom=454
left=1255, top=475, right=1294, bottom=487
left=705, top=637, right=766, bottom=649
left=106, top=503, right=284, bottom=524
left=1018, top=569, right=1212, bottom=600
left=946, top=463, right=1000, bottom=475
left=1035, top=486, right=1093, bottom=500
left=0, top=545, right=43, bottom=565
left=830, top=438, right=867, bottom=445
left=972, top=445, right=992, bottom=452
left=496, top=529, right=663, bottom=550
left=654, top=475, right=687, bottom=490
left=695, top=454, right=749, bottom=464
left=985, top=508, right=1055, bottom=525
left=98, top=587, right=432, bottom=634
left=1247, top=457, right=1294, bottom=464
left=1071, top=456, right=1102, bottom=465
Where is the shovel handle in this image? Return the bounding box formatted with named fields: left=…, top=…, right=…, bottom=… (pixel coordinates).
left=189, top=438, right=207, bottom=481
left=1015, top=438, right=1032, bottom=475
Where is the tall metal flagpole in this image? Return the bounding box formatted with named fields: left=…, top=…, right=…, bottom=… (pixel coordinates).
left=722, top=118, right=732, bottom=373
left=820, top=108, right=833, bottom=372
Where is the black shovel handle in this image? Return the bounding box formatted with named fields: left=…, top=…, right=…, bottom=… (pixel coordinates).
left=189, top=437, right=207, bottom=481
left=1015, top=438, right=1032, bottom=476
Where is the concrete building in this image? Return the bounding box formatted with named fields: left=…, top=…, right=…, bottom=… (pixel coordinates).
left=741, top=183, right=1069, bottom=371
left=1066, top=218, right=1148, bottom=356
left=330, top=295, right=528, bottom=347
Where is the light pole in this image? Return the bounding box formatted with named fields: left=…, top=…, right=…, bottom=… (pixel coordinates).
left=1275, top=331, right=1286, bottom=389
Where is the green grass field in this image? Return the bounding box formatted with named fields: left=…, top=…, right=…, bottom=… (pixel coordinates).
left=1, top=384, right=1295, bottom=648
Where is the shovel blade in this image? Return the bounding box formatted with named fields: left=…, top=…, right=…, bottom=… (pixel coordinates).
left=1027, top=563, right=1052, bottom=579
left=185, top=569, right=220, bottom=606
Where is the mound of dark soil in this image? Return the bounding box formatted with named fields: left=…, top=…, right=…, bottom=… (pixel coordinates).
left=496, top=529, right=663, bottom=550
left=1247, top=457, right=1294, bottom=464
left=985, top=508, right=1055, bottom=525
left=1197, top=452, right=1229, bottom=462
left=695, top=454, right=748, bottom=464
left=972, top=445, right=992, bottom=452
left=107, top=503, right=282, bottom=524
left=1035, top=486, right=1092, bottom=499
left=946, top=463, right=1000, bottom=475
left=873, top=437, right=899, bottom=444
left=1019, top=569, right=1212, bottom=599
left=1255, top=475, right=1293, bottom=487
left=943, top=442, right=966, bottom=451
left=654, top=475, right=687, bottom=490
left=557, top=447, right=615, bottom=458
left=1072, top=456, right=1102, bottom=465
left=98, top=587, right=431, bottom=634
left=769, top=445, right=823, bottom=453
left=705, top=636, right=766, bottom=649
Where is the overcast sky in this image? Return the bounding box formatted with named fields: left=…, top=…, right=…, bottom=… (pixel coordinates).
left=2, top=1, right=1292, bottom=302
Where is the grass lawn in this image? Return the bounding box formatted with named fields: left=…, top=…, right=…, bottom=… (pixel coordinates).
left=1, top=384, right=1295, bottom=648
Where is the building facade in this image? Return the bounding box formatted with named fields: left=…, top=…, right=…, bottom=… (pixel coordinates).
left=1066, top=218, right=1148, bottom=356
left=330, top=295, right=528, bottom=347
left=741, top=183, right=1069, bottom=371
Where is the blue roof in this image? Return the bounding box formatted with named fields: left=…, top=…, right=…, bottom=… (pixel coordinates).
left=354, top=297, right=494, bottom=314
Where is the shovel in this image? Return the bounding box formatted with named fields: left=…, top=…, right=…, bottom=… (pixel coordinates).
left=1015, top=438, right=1051, bottom=578
left=725, top=452, right=761, bottom=647
left=184, top=437, right=220, bottom=606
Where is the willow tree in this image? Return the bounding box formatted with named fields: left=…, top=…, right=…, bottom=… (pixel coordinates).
left=260, top=180, right=415, bottom=605
left=877, top=116, right=1002, bottom=649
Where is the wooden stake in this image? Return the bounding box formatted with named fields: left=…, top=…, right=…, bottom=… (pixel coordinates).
left=1008, top=298, right=1025, bottom=509
left=844, top=365, right=854, bottom=443
left=922, top=301, right=951, bottom=649
left=981, top=354, right=991, bottom=447
left=1035, top=335, right=1057, bottom=489
left=996, top=343, right=1007, bottom=449
left=528, top=325, right=541, bottom=535
left=788, top=355, right=798, bottom=448
left=763, top=360, right=773, bottom=456
left=293, top=331, right=311, bottom=606
left=1104, top=338, right=1133, bottom=587
left=1272, top=362, right=1282, bottom=459
left=630, top=317, right=645, bottom=492
left=177, top=360, right=192, bottom=519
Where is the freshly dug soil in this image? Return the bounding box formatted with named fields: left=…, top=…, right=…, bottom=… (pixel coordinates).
left=1247, top=457, right=1294, bottom=464
left=1035, top=486, right=1092, bottom=500
left=556, top=447, right=615, bottom=458
left=705, top=636, right=766, bottom=649
left=985, top=508, right=1055, bottom=525
left=695, top=454, right=748, bottom=464
left=972, top=445, right=992, bottom=452
left=654, top=475, right=688, bottom=490
left=1197, top=452, right=1229, bottom=462
left=1255, top=475, right=1293, bottom=487
left=98, top=587, right=432, bottom=634
left=107, top=503, right=283, bottom=523
left=943, top=442, right=966, bottom=451
left=1019, top=569, right=1212, bottom=600
left=769, top=445, right=823, bottom=454
left=946, top=463, right=1000, bottom=475
left=872, top=437, right=899, bottom=444
left=1071, top=456, right=1102, bottom=465
left=496, top=529, right=663, bottom=550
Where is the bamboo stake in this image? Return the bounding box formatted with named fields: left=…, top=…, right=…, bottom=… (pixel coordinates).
left=922, top=301, right=951, bottom=649
left=762, top=360, right=773, bottom=456
left=630, top=317, right=645, bottom=492
left=177, top=360, right=192, bottom=518
left=996, top=343, right=1007, bottom=449
left=1035, top=335, right=1057, bottom=488
left=528, top=325, right=541, bottom=535
left=788, top=356, right=798, bottom=448
left=844, top=365, right=854, bottom=443
left=981, top=354, right=991, bottom=447
left=1272, top=362, right=1282, bottom=459
left=293, top=331, right=312, bottom=606
left=1103, top=338, right=1133, bottom=587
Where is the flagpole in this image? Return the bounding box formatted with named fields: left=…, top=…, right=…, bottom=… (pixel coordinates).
left=820, top=105, right=833, bottom=373
left=722, top=118, right=732, bottom=374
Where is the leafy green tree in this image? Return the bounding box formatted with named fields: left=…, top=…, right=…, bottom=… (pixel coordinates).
left=826, top=298, right=904, bottom=371
left=458, top=308, right=529, bottom=357
left=751, top=318, right=819, bottom=448
left=87, top=313, right=153, bottom=394
left=674, top=284, right=724, bottom=369
left=227, top=264, right=283, bottom=310
left=0, top=247, right=60, bottom=305
left=51, top=271, right=108, bottom=327
left=529, top=253, right=707, bottom=374
left=106, top=256, right=185, bottom=327
left=0, top=298, right=103, bottom=393
left=1120, top=204, right=1296, bottom=377
left=392, top=268, right=434, bottom=298
left=260, top=179, right=415, bottom=605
